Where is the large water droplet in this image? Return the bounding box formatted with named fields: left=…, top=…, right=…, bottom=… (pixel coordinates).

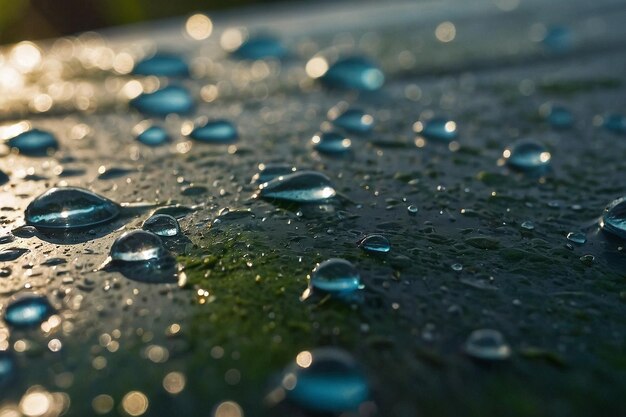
left=132, top=53, right=189, bottom=77
left=311, top=132, right=351, bottom=155
left=0, top=351, right=15, bottom=386
left=25, top=187, right=120, bottom=230
left=7, top=129, right=58, bottom=156
left=358, top=234, right=390, bottom=254
left=136, top=126, right=169, bottom=146
left=3, top=295, right=55, bottom=328
left=281, top=348, right=369, bottom=413
left=250, top=164, right=296, bottom=185
left=0, top=248, right=29, bottom=262
left=330, top=108, right=374, bottom=134
left=188, top=120, right=238, bottom=144
left=600, top=197, right=626, bottom=240
left=503, top=140, right=551, bottom=172
left=110, top=230, right=166, bottom=262
left=130, top=85, right=194, bottom=116
left=603, top=114, right=626, bottom=135
left=320, top=57, right=384, bottom=91
left=258, top=171, right=336, bottom=203
left=414, top=118, right=458, bottom=142
left=233, top=35, right=287, bottom=60
left=304, top=258, right=361, bottom=299
left=464, top=329, right=511, bottom=361
left=142, top=214, right=180, bottom=237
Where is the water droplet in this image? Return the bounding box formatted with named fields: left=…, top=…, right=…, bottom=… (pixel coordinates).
left=25, top=187, right=120, bottom=230
left=3, top=295, right=55, bottom=328
left=0, top=351, right=16, bottom=386
left=451, top=263, right=463, bottom=271
left=407, top=205, right=418, bottom=215
left=152, top=204, right=195, bottom=219
left=233, top=35, right=286, bottom=60
left=188, top=120, right=238, bottom=144
left=320, top=57, right=384, bottom=91
left=358, top=234, right=390, bottom=254
left=181, top=185, right=208, bottom=196
left=0, top=267, right=11, bottom=277
left=0, top=170, right=8, bottom=185
left=580, top=254, right=595, bottom=266
left=142, top=214, right=180, bottom=237
left=330, top=108, right=375, bottom=134
left=250, top=164, right=296, bottom=184
left=12, top=225, right=37, bottom=238
left=110, top=230, right=166, bottom=262
left=136, top=126, right=169, bottom=146
left=464, top=329, right=511, bottom=361
left=414, top=117, right=458, bottom=142
left=601, top=197, right=626, bottom=240
left=0, top=234, right=15, bottom=245
left=0, top=248, right=29, bottom=262
left=546, top=106, right=573, bottom=129
left=566, top=232, right=586, bottom=245
left=604, top=114, right=626, bottom=135
left=281, top=348, right=369, bottom=413
left=132, top=53, right=189, bottom=77
left=311, top=132, right=351, bottom=155
left=258, top=171, right=336, bottom=203
left=98, top=167, right=135, bottom=180
left=503, top=140, right=551, bottom=172
left=303, top=258, right=361, bottom=299
left=7, top=129, right=58, bottom=156
left=521, top=221, right=535, bottom=230
left=130, top=85, right=194, bottom=116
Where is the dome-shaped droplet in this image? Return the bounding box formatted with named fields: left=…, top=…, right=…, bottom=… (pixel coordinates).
left=233, top=35, right=287, bottom=60
left=250, top=164, right=296, bottom=184
left=132, top=53, right=189, bottom=77
left=258, top=171, right=336, bottom=203
left=464, top=329, right=511, bottom=361
left=3, top=295, right=55, bottom=328
left=312, top=132, right=351, bottom=155
left=603, top=114, right=626, bottom=135
left=0, top=248, right=29, bottom=262
left=308, top=258, right=361, bottom=295
left=545, top=106, right=573, bottom=129
left=600, top=197, right=626, bottom=240
left=330, top=108, right=374, bottom=134
left=503, top=140, right=551, bottom=172
left=188, top=120, right=238, bottom=144
left=110, top=230, right=166, bottom=262
left=142, top=214, right=180, bottom=237
left=566, top=231, right=586, bottom=244
left=7, top=129, right=58, bottom=156
left=414, top=117, right=458, bottom=142
left=281, top=348, right=369, bottom=413
left=320, top=57, right=384, bottom=91
left=136, top=126, right=169, bottom=146
left=25, top=187, right=120, bottom=230
left=130, top=85, right=194, bottom=116
left=358, top=234, right=390, bottom=253
left=0, top=351, right=15, bottom=386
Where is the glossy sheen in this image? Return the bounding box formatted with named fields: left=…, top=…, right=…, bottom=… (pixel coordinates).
left=132, top=53, right=189, bottom=77
left=142, top=214, right=180, bottom=237
left=600, top=197, right=626, bottom=240
left=282, top=348, right=369, bottom=413
left=330, top=108, right=375, bottom=134
left=358, top=234, right=391, bottom=253
left=4, top=295, right=55, bottom=328
left=233, top=35, right=287, bottom=60
left=464, top=329, right=511, bottom=361
left=250, top=164, right=296, bottom=184
left=258, top=171, right=336, bottom=203
left=604, top=114, right=626, bottom=135
left=110, top=230, right=166, bottom=262
left=321, top=57, right=384, bottom=91
left=547, top=106, right=574, bottom=129
left=310, top=258, right=361, bottom=294
left=130, top=85, right=194, bottom=116
left=7, top=129, right=59, bottom=156
left=25, top=187, right=120, bottom=230
left=136, top=126, right=169, bottom=146
left=312, top=132, right=352, bottom=155
left=0, top=351, right=15, bottom=386
left=415, top=117, right=458, bottom=142
left=188, top=120, right=238, bottom=143
left=504, top=140, right=551, bottom=172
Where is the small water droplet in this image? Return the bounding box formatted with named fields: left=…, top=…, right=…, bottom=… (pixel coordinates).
left=358, top=234, right=390, bottom=254
left=142, top=214, right=180, bottom=237
left=0, top=267, right=11, bottom=277
left=546, top=106, right=573, bottom=129
left=330, top=108, right=374, bottom=134
left=4, top=295, right=55, bottom=328
left=0, top=234, right=15, bottom=245
left=12, top=225, right=37, bottom=238
left=130, top=85, right=194, bottom=116
left=132, top=53, right=189, bottom=77
left=303, top=258, right=361, bottom=299
left=503, top=140, right=551, bottom=172
left=0, top=248, right=29, bottom=262
left=521, top=221, right=535, bottom=231
left=110, top=230, right=166, bottom=262
left=600, top=197, right=626, bottom=240
left=98, top=167, right=135, bottom=180
left=233, top=35, right=286, bottom=60
left=414, top=117, right=458, bottom=142
left=7, top=129, right=58, bottom=156
left=136, top=126, right=169, bottom=146
left=258, top=171, right=336, bottom=203
left=451, top=263, right=463, bottom=271
left=580, top=254, right=595, bottom=266
left=603, top=114, right=626, bottom=135
left=566, top=232, right=586, bottom=244
left=311, top=132, right=351, bottom=155
left=407, top=205, right=418, bottom=215
left=188, top=120, right=238, bottom=144
left=320, top=56, right=384, bottom=91
left=152, top=204, right=195, bottom=219
left=464, top=329, right=511, bottom=361
left=250, top=164, right=296, bottom=184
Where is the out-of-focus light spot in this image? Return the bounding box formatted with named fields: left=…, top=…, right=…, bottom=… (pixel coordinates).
left=436, top=21, right=456, bottom=42
left=0, top=406, right=21, bottom=417
left=113, top=52, right=135, bottom=74
left=0, top=122, right=30, bottom=140
left=10, top=42, right=42, bottom=72
left=295, top=351, right=312, bottom=368
left=539, top=151, right=551, bottom=163
left=305, top=57, right=329, bottom=78
left=163, top=372, right=186, bottom=394
left=201, top=84, right=219, bottom=102
left=122, top=80, right=143, bottom=99
left=0, top=67, right=24, bottom=91
left=214, top=401, right=243, bottom=417
left=70, top=124, right=91, bottom=140
left=92, top=395, right=114, bottom=415
left=33, top=94, right=53, bottom=112
left=122, top=391, right=148, bottom=416
left=145, top=345, right=169, bottom=363
left=220, top=28, right=244, bottom=51
left=444, top=121, right=457, bottom=133
left=48, top=339, right=62, bottom=352
left=186, top=14, right=213, bottom=40
left=20, top=390, right=51, bottom=417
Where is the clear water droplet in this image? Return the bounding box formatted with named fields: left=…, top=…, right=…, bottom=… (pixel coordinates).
left=233, top=35, right=286, bottom=60
left=604, top=114, right=626, bottom=135
left=130, top=85, right=194, bottom=116
left=25, top=187, right=120, bottom=230
left=320, top=57, right=384, bottom=91
left=601, top=197, right=626, bottom=240
left=304, top=258, right=361, bottom=298
left=521, top=221, right=535, bottom=230
left=4, top=295, right=55, bottom=328
left=414, top=117, right=458, bottom=142
left=566, top=232, right=586, bottom=244
left=258, top=171, right=336, bottom=203
left=142, top=214, right=180, bottom=237
left=132, top=53, right=189, bottom=77
left=451, top=263, right=463, bottom=271
left=358, top=234, right=390, bottom=253
left=12, top=225, right=37, bottom=238
left=312, top=132, right=351, bottom=155
left=546, top=106, right=573, bottom=129
left=7, top=129, right=58, bottom=156
left=0, top=248, right=29, bottom=262
left=464, top=329, right=511, bottom=361
left=251, top=164, right=296, bottom=184
left=136, top=126, right=169, bottom=146
left=110, top=230, right=166, bottom=262
left=0, top=351, right=15, bottom=386
left=152, top=204, right=195, bottom=219
left=188, top=120, right=238, bottom=144
left=503, top=140, right=551, bottom=172
left=331, top=108, right=374, bottom=134
left=407, top=205, right=418, bottom=215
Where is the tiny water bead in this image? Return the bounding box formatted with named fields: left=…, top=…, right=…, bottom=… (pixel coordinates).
left=311, top=132, right=352, bottom=155
left=110, top=230, right=166, bottom=262
left=188, top=120, right=238, bottom=144
left=451, top=263, right=463, bottom=271
left=330, top=108, right=375, bottom=134
left=132, top=53, right=189, bottom=77
left=464, top=329, right=511, bottom=361
left=130, top=85, right=194, bottom=116
left=136, top=126, right=169, bottom=146
left=600, top=197, right=626, bottom=240
left=7, top=129, right=59, bottom=156
left=413, top=117, right=458, bottom=142
left=258, top=171, right=336, bottom=203
left=318, top=56, right=384, bottom=91
left=521, top=221, right=535, bottom=231
left=250, top=164, right=296, bottom=184
left=0, top=351, right=15, bottom=386
left=407, top=205, right=418, bottom=215
left=358, top=234, right=391, bottom=254
left=3, top=295, right=55, bottom=328
left=280, top=348, right=369, bottom=413
left=603, top=114, right=626, bottom=135
left=0, top=248, right=29, bottom=262
left=566, top=232, right=587, bottom=245
left=232, top=35, right=287, bottom=60
left=503, top=140, right=551, bottom=172
left=303, top=258, right=361, bottom=299
left=142, top=214, right=180, bottom=237
left=25, top=187, right=120, bottom=230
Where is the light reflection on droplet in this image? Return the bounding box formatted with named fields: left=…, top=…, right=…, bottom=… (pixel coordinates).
left=296, top=351, right=312, bottom=368
left=122, top=391, right=148, bottom=416
left=220, top=28, right=245, bottom=52
left=305, top=57, right=329, bottom=78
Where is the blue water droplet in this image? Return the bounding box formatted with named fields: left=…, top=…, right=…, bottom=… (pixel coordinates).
left=136, top=126, right=169, bottom=146
left=312, top=132, right=351, bottom=155
left=4, top=295, right=55, bottom=328
left=358, top=234, right=390, bottom=253
left=320, top=57, right=384, bottom=91
left=407, top=205, right=418, bottom=215
left=188, top=120, right=238, bottom=144
left=521, top=221, right=535, bottom=231
left=0, top=248, right=29, bottom=262
left=25, top=187, right=120, bottom=230
left=7, top=129, right=58, bottom=156
left=130, top=85, right=194, bottom=116
left=0, top=351, right=15, bottom=386
left=414, top=117, right=458, bottom=142
left=251, top=164, right=296, bottom=184
left=233, top=35, right=287, bottom=60
left=331, top=108, right=374, bottom=134
left=542, top=26, right=574, bottom=54
left=464, top=329, right=511, bottom=361
left=566, top=232, right=586, bottom=244
left=132, top=53, right=189, bottom=77
left=546, top=106, right=573, bottom=129
left=503, top=140, right=551, bottom=172
left=110, top=230, right=166, bottom=262
left=305, top=258, right=361, bottom=297
left=603, top=114, right=626, bottom=135
left=258, top=171, right=336, bottom=203
left=142, top=214, right=180, bottom=237
left=601, top=197, right=626, bottom=240
left=281, top=348, right=369, bottom=413
left=451, top=263, right=463, bottom=271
